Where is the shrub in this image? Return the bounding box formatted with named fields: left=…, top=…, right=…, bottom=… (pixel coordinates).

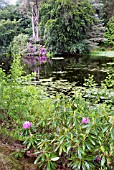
left=10, top=33, right=29, bottom=55
left=0, top=54, right=49, bottom=140
left=21, top=44, right=48, bottom=74
left=104, top=16, right=114, bottom=47
left=10, top=34, right=48, bottom=74
left=21, top=92, right=114, bottom=170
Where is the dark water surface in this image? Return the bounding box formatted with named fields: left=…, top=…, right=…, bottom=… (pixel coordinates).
left=38, top=56, right=113, bottom=86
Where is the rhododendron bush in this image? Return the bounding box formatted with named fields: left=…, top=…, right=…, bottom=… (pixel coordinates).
left=21, top=43, right=47, bottom=74
left=21, top=93, right=114, bottom=169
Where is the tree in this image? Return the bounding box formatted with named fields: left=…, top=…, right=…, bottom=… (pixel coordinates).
left=39, top=0, right=94, bottom=54
left=0, top=4, right=18, bottom=53
left=104, top=16, right=114, bottom=47
left=102, top=0, right=114, bottom=22
left=0, top=0, right=9, bottom=9
left=0, top=1, right=31, bottom=53
left=18, top=0, right=40, bottom=41
left=0, top=19, right=17, bottom=53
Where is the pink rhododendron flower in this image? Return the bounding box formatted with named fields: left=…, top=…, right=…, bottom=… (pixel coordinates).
left=96, top=156, right=102, bottom=162
left=39, top=55, right=47, bottom=64
left=81, top=117, right=90, bottom=124
left=23, top=121, right=32, bottom=129
left=39, top=47, right=46, bottom=55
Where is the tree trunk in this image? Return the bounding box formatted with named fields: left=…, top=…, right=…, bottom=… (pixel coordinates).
left=35, top=0, right=39, bottom=41
left=31, top=5, right=36, bottom=39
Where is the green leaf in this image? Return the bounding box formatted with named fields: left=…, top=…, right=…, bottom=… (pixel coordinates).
left=67, top=145, right=71, bottom=154
left=47, top=161, right=51, bottom=170
left=59, top=146, right=63, bottom=156
left=51, top=157, right=59, bottom=161
left=34, top=154, right=42, bottom=164
left=78, top=148, right=82, bottom=159
left=111, top=127, right=114, bottom=140
left=78, top=147, right=85, bottom=159
left=82, top=162, right=86, bottom=170
left=27, top=142, right=31, bottom=149
left=86, top=143, right=92, bottom=151
left=90, top=138, right=95, bottom=145
left=102, top=126, right=109, bottom=133
left=101, top=156, right=105, bottom=166
left=78, top=161, right=81, bottom=169
left=85, top=161, right=90, bottom=169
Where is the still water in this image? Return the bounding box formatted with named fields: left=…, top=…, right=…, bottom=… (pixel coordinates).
left=37, top=56, right=113, bottom=86
left=1, top=54, right=113, bottom=97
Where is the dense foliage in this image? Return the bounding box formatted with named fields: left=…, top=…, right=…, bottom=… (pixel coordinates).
left=0, top=1, right=114, bottom=169
left=10, top=33, right=29, bottom=54
left=0, top=55, right=114, bottom=169
left=0, top=1, right=31, bottom=54
left=102, top=0, right=114, bottom=22
left=0, top=0, right=114, bottom=55
left=0, top=5, right=17, bottom=53
left=39, top=0, right=94, bottom=54
left=104, top=16, right=114, bottom=47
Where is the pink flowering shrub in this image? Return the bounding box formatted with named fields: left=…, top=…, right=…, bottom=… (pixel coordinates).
left=21, top=43, right=47, bottom=73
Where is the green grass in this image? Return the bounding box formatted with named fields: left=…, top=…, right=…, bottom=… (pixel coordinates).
left=90, top=51, right=114, bottom=60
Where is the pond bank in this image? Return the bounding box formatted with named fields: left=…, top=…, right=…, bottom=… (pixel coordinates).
left=0, top=139, right=37, bottom=170
left=0, top=138, right=71, bottom=170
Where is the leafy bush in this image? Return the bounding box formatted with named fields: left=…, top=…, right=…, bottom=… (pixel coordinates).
left=0, top=54, right=49, bottom=139
left=21, top=74, right=114, bottom=169
left=10, top=35, right=48, bottom=74
left=0, top=4, right=31, bottom=54
left=21, top=44, right=48, bottom=74
left=10, top=33, right=29, bottom=54
left=21, top=92, right=114, bottom=170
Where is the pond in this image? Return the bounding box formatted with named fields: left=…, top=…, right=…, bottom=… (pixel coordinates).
left=39, top=57, right=108, bottom=85
left=1, top=53, right=113, bottom=97
left=33, top=57, right=114, bottom=91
